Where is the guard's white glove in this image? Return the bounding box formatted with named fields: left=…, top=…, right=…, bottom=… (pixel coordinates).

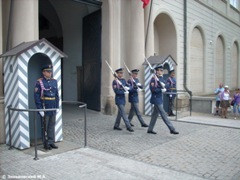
left=137, top=88, right=143, bottom=92
left=161, top=88, right=166, bottom=93
left=124, top=91, right=129, bottom=94
left=56, top=109, right=60, bottom=113
left=39, top=111, right=44, bottom=117
left=124, top=86, right=130, bottom=91
left=137, top=83, right=142, bottom=86
left=160, top=82, right=165, bottom=88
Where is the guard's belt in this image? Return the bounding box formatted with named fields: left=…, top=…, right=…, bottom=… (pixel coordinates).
left=170, top=88, right=176, bottom=90
left=41, top=97, right=55, bottom=100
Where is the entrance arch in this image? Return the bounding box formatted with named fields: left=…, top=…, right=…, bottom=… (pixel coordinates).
left=39, top=0, right=102, bottom=111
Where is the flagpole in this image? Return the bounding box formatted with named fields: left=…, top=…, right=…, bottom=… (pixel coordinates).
left=144, top=0, right=153, bottom=54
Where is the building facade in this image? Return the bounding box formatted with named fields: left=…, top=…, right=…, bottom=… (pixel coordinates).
left=0, top=0, right=239, bottom=117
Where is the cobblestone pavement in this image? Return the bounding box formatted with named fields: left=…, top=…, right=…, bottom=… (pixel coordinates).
left=63, top=105, right=240, bottom=180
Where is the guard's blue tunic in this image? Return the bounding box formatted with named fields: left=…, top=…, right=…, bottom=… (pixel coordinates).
left=149, top=76, right=165, bottom=105
left=112, top=78, right=130, bottom=105
left=166, top=76, right=176, bottom=97
left=34, top=77, right=59, bottom=116
left=127, top=78, right=143, bottom=103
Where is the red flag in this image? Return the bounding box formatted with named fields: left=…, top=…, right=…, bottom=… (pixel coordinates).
left=141, top=0, right=150, bottom=8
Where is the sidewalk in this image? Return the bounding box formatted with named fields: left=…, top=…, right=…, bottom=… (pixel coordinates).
left=1, top=106, right=240, bottom=180
left=0, top=145, right=204, bottom=180
left=177, top=112, right=240, bottom=129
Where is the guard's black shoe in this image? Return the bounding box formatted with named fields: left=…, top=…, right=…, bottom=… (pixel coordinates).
left=130, top=123, right=134, bottom=127
left=147, top=131, right=157, bottom=134
left=113, top=127, right=122, bottom=130
left=170, top=130, right=179, bottom=135
left=50, top=143, right=58, bottom=149
left=141, top=124, right=149, bottom=127
left=44, top=145, right=52, bottom=150
left=127, top=128, right=134, bottom=132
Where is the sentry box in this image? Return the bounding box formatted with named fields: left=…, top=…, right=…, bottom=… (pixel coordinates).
left=1, top=38, right=67, bottom=149
left=143, top=55, right=177, bottom=116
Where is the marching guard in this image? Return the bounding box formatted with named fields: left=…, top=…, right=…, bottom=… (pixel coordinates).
left=127, top=69, right=148, bottom=127
left=147, top=65, right=179, bottom=135
left=112, top=68, right=134, bottom=132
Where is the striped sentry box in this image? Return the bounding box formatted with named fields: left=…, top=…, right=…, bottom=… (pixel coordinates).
left=1, top=38, right=67, bottom=149
left=144, top=55, right=177, bottom=116
left=144, top=64, right=161, bottom=116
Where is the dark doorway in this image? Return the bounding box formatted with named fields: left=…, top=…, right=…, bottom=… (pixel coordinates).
left=82, top=9, right=102, bottom=111
left=28, top=53, right=51, bottom=142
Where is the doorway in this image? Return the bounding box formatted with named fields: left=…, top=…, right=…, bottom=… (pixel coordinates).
left=39, top=0, right=102, bottom=111
left=82, top=9, right=102, bottom=111
left=28, top=53, right=51, bottom=142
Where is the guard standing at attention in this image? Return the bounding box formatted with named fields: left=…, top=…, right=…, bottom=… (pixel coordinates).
left=147, top=65, right=179, bottom=135
left=34, top=65, right=59, bottom=150
left=112, top=68, right=134, bottom=132
left=166, top=69, right=177, bottom=116
left=127, top=69, right=148, bottom=127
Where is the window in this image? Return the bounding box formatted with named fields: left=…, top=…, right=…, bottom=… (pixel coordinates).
left=230, top=0, right=239, bottom=9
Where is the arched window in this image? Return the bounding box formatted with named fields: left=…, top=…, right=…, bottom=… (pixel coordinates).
left=214, top=36, right=224, bottom=88
left=232, top=41, right=239, bottom=88
left=189, top=27, right=204, bottom=94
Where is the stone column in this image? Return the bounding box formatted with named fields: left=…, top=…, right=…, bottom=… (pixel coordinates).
left=101, top=0, right=121, bottom=114
left=128, top=0, right=145, bottom=73
left=144, top=1, right=155, bottom=58
left=10, top=0, right=39, bottom=47
left=0, top=0, right=38, bottom=144
left=126, top=0, right=145, bottom=112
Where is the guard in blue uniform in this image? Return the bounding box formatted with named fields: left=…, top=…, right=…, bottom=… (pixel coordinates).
left=147, top=65, right=179, bottom=135
left=34, top=65, right=59, bottom=150
left=112, top=68, right=134, bottom=132
left=127, top=69, right=148, bottom=127
left=166, top=70, right=177, bottom=116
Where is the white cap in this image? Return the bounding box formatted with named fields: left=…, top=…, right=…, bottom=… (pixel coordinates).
left=224, top=85, right=229, bottom=88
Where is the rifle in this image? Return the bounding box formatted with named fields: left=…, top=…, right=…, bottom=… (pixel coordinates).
left=105, top=60, right=129, bottom=93
left=123, top=61, right=143, bottom=92
left=144, top=57, right=166, bottom=90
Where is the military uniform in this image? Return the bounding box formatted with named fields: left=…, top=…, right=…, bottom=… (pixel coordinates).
left=112, top=68, right=134, bottom=132
left=34, top=65, right=59, bottom=150
left=166, top=70, right=177, bottom=116
left=147, top=65, right=179, bottom=135
left=127, top=69, right=148, bottom=127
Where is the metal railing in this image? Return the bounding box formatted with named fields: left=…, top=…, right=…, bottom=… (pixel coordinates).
left=163, top=89, right=192, bottom=120
left=175, top=89, right=192, bottom=116
left=7, top=101, right=87, bottom=160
